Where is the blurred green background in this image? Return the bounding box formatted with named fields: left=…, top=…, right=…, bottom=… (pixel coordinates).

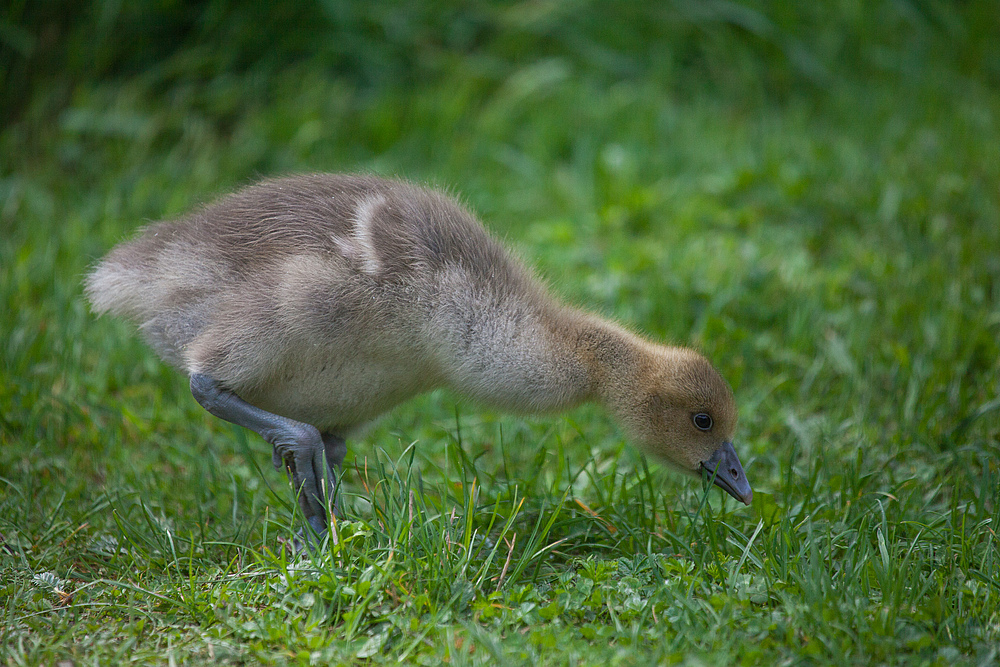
left=2, top=1, right=999, bottom=664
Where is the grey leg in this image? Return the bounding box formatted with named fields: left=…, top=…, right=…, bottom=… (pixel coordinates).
left=190, top=373, right=334, bottom=535
left=321, top=432, right=348, bottom=469
left=320, top=432, right=347, bottom=513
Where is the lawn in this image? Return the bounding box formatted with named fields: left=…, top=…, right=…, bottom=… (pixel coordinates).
left=2, top=1, right=999, bottom=664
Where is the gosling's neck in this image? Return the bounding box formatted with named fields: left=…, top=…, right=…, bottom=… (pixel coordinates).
left=449, top=305, right=655, bottom=416
left=553, top=308, right=651, bottom=410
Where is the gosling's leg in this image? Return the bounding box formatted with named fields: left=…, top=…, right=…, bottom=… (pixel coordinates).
left=321, top=432, right=347, bottom=513
left=321, top=432, right=348, bottom=472
left=189, top=373, right=335, bottom=535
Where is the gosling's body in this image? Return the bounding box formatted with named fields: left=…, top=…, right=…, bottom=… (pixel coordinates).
left=87, top=174, right=752, bottom=535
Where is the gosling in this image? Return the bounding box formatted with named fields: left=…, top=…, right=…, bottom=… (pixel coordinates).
left=86, top=173, right=752, bottom=535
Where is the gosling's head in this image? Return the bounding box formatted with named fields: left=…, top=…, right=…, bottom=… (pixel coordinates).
left=607, top=345, right=753, bottom=505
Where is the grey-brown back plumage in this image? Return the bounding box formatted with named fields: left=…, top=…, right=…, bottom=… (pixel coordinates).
left=86, top=174, right=574, bottom=432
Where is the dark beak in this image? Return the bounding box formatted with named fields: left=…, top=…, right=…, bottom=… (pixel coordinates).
left=701, top=442, right=753, bottom=506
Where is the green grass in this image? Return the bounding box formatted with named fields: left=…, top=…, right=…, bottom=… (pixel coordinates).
left=3, top=1, right=999, bottom=664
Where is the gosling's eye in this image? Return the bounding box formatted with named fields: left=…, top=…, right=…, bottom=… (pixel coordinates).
left=693, top=413, right=713, bottom=431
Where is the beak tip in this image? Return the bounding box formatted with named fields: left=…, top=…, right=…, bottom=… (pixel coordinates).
left=703, top=442, right=753, bottom=507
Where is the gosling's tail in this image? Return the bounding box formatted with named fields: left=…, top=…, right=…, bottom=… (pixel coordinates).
left=85, top=229, right=213, bottom=369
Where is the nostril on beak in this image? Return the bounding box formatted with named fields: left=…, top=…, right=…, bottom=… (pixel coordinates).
left=730, top=468, right=739, bottom=479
